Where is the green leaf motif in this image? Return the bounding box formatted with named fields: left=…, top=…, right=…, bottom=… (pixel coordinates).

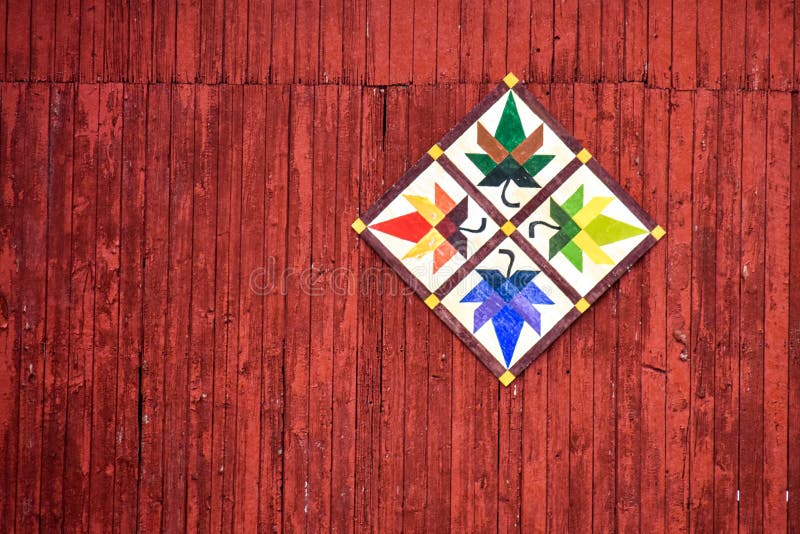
left=495, top=93, right=526, bottom=151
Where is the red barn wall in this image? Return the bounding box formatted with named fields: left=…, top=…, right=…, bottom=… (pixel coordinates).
left=0, top=0, right=798, bottom=531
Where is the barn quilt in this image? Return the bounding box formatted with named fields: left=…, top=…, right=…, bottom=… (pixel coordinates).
left=353, top=73, right=664, bottom=386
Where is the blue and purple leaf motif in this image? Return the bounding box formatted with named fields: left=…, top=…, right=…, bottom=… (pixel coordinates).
left=461, top=250, right=554, bottom=366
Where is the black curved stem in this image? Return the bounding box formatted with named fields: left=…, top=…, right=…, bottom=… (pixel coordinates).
left=498, top=248, right=515, bottom=278
left=459, top=217, right=487, bottom=234
left=500, top=179, right=520, bottom=208
left=528, top=220, right=561, bottom=238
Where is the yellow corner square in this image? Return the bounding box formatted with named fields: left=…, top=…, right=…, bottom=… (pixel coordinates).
left=503, top=72, right=520, bottom=88
left=651, top=225, right=666, bottom=240
left=351, top=218, right=367, bottom=234
left=428, top=144, right=444, bottom=160
left=499, top=371, right=516, bottom=386
left=500, top=221, right=516, bottom=236
left=424, top=294, right=440, bottom=309
left=575, top=298, right=590, bottom=313
left=576, top=148, right=592, bottom=164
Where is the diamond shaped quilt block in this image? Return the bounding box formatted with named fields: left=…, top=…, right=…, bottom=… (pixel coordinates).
left=440, top=239, right=574, bottom=370
left=354, top=73, right=664, bottom=386
left=366, top=161, right=498, bottom=292
left=443, top=90, right=576, bottom=219
left=519, top=165, right=651, bottom=297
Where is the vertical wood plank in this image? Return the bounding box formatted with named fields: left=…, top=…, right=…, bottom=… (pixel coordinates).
left=530, top=0, right=553, bottom=83
left=113, top=82, right=146, bottom=534
left=307, top=84, right=339, bottom=530
left=665, top=89, right=693, bottom=533
left=769, top=0, right=794, bottom=89
left=553, top=0, right=578, bottom=82
left=63, top=83, right=99, bottom=534
left=246, top=0, right=271, bottom=83
left=223, top=0, right=247, bottom=83
left=258, top=83, right=289, bottom=533
left=270, top=0, right=296, bottom=83
left=342, top=0, right=366, bottom=83
left=577, top=0, right=601, bottom=82
left=713, top=89, right=742, bottom=533
left=646, top=0, right=671, bottom=87
left=211, top=84, right=243, bottom=532
left=788, top=91, right=800, bottom=532
left=12, top=84, right=50, bottom=531
left=623, top=0, right=647, bottom=80
left=320, top=0, right=344, bottom=82
left=460, top=0, right=484, bottom=82
left=88, top=82, right=121, bottom=533
left=13, top=84, right=50, bottom=531
left=436, top=0, right=460, bottom=82
left=103, top=0, right=128, bottom=80
left=283, top=84, right=314, bottom=533
left=152, top=0, right=176, bottom=82
left=54, top=0, right=80, bottom=80
left=600, top=0, right=623, bottom=82
left=670, top=0, right=696, bottom=88
left=506, top=0, right=530, bottom=81
left=176, top=0, right=200, bottom=81
left=31, top=0, right=55, bottom=80
left=745, top=0, right=770, bottom=89
left=162, top=83, right=195, bottom=530
left=482, top=1, right=507, bottom=81
left=696, top=0, right=721, bottom=88
left=129, top=0, right=152, bottom=82
left=40, top=83, right=74, bottom=533
left=186, top=84, right=218, bottom=532
left=7, top=0, right=31, bottom=79
left=640, top=87, right=669, bottom=534
left=367, top=0, right=390, bottom=85
left=412, top=0, right=436, bottom=83
left=330, top=84, right=360, bottom=533
left=763, top=91, right=791, bottom=532
left=739, top=90, right=767, bottom=532
left=137, top=83, right=169, bottom=533
left=616, top=81, right=644, bottom=533
left=199, top=0, right=222, bottom=82
left=689, top=88, right=718, bottom=534
left=233, top=84, right=266, bottom=533
left=0, top=83, right=21, bottom=533
left=295, top=0, right=320, bottom=83
left=721, top=0, right=746, bottom=88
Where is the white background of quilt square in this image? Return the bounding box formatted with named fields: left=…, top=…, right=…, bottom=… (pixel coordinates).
left=443, top=90, right=576, bottom=219
left=520, top=165, right=649, bottom=296
left=441, top=238, right=573, bottom=369
left=368, top=162, right=499, bottom=291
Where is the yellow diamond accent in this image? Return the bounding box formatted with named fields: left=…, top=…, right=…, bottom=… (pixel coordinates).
left=428, top=144, right=444, bottom=160
left=576, top=148, right=592, bottom=164
left=499, top=371, right=516, bottom=386
left=424, top=294, right=440, bottom=309
left=500, top=221, right=516, bottom=236
left=503, top=72, right=520, bottom=88
left=575, top=298, right=590, bottom=313
left=351, top=218, right=367, bottom=234
left=651, top=225, right=666, bottom=240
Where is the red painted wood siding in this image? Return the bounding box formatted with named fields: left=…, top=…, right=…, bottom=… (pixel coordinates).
left=0, top=0, right=798, bottom=532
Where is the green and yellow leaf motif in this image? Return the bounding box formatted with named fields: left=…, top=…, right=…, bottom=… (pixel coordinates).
left=529, top=185, right=646, bottom=272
